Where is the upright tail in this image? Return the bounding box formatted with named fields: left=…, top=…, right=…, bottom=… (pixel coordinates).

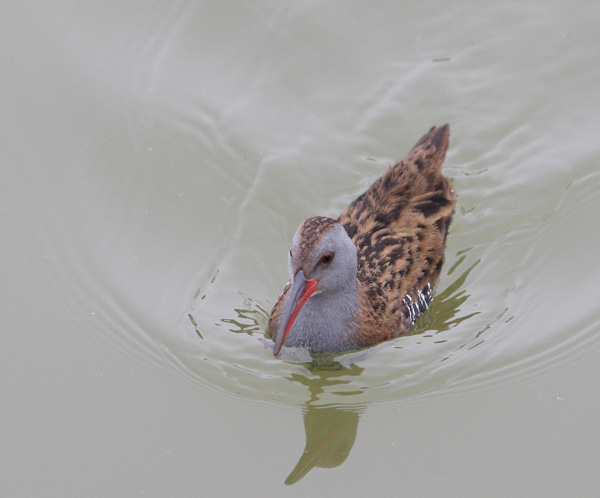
left=403, top=124, right=450, bottom=192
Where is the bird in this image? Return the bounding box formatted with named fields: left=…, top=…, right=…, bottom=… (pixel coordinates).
left=268, top=125, right=456, bottom=357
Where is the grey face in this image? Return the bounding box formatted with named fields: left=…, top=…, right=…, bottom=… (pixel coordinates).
left=288, top=223, right=358, bottom=294
left=273, top=221, right=360, bottom=356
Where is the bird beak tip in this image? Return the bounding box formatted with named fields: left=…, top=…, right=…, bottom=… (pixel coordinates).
left=272, top=273, right=319, bottom=359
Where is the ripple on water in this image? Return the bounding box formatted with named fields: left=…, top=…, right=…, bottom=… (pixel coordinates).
left=25, top=0, right=600, bottom=409
left=42, top=117, right=595, bottom=410
left=180, top=247, right=491, bottom=407
left=178, top=151, right=600, bottom=408
left=24, top=107, right=600, bottom=410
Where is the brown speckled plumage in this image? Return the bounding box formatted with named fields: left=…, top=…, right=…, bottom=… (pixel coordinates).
left=269, top=125, right=455, bottom=353
left=339, top=125, right=455, bottom=347
left=295, top=217, right=339, bottom=269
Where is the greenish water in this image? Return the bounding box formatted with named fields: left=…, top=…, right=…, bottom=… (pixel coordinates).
left=2, top=1, right=600, bottom=496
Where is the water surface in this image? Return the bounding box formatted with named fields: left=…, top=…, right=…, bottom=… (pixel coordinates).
left=2, top=1, right=600, bottom=495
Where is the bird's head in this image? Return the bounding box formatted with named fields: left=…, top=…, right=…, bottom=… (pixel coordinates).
left=273, top=216, right=357, bottom=356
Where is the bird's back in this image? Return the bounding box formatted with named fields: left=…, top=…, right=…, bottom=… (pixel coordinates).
left=337, top=125, right=455, bottom=347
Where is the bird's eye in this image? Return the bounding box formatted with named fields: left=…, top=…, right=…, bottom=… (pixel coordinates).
left=289, top=249, right=293, bottom=258
left=321, top=252, right=334, bottom=264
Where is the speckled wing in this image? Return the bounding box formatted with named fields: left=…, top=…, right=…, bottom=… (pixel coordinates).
left=337, top=125, right=456, bottom=347
left=268, top=280, right=290, bottom=340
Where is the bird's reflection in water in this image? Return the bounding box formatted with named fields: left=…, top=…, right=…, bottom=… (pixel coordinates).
left=216, top=255, right=481, bottom=484
left=284, top=361, right=365, bottom=485
left=285, top=402, right=364, bottom=485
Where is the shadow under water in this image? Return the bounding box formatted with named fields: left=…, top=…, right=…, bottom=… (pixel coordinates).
left=285, top=403, right=364, bottom=485
left=285, top=366, right=366, bottom=485
left=188, top=252, right=481, bottom=484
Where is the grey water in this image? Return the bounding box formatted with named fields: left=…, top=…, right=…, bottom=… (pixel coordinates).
left=2, top=1, right=600, bottom=496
